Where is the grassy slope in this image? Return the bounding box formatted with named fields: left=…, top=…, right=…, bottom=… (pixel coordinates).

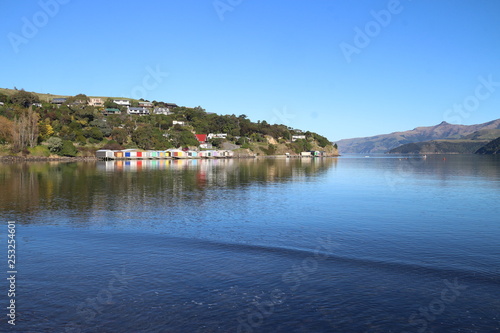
left=0, top=88, right=136, bottom=103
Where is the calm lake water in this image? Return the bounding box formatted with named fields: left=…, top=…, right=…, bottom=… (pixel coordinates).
left=0, top=155, right=499, bottom=332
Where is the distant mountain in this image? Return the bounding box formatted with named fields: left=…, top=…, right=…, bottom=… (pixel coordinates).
left=388, top=140, right=489, bottom=154
left=475, top=137, right=500, bottom=155
left=337, top=119, right=500, bottom=154
left=387, top=129, right=500, bottom=154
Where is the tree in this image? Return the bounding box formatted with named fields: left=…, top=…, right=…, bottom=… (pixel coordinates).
left=102, top=140, right=123, bottom=150
left=310, top=132, right=331, bottom=148
left=12, top=107, right=39, bottom=151
left=111, top=128, right=128, bottom=145
left=132, top=124, right=171, bottom=150
left=104, top=98, right=120, bottom=109
left=0, top=116, right=14, bottom=144
left=66, top=94, right=89, bottom=105
left=59, top=125, right=76, bottom=141
left=83, top=127, right=103, bottom=141
left=106, top=114, right=124, bottom=128
left=262, top=144, right=277, bottom=155
left=290, top=139, right=312, bottom=153
left=47, top=137, right=63, bottom=153
left=38, top=119, right=54, bottom=141
left=0, top=93, right=9, bottom=104
left=59, top=140, right=78, bottom=156
left=210, top=138, right=224, bottom=148
left=10, top=90, right=39, bottom=108
left=90, top=119, right=111, bottom=137
left=75, top=106, right=96, bottom=122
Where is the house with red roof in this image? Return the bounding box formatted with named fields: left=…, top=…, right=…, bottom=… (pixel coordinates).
left=195, top=134, right=207, bottom=143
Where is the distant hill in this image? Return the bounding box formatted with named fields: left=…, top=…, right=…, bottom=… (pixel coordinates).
left=387, top=129, right=500, bottom=154
left=388, top=140, right=489, bottom=154
left=475, top=137, right=500, bottom=155
left=337, top=119, right=500, bottom=154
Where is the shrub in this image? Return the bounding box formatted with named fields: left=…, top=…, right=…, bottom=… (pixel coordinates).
left=261, top=144, right=277, bottom=155
left=111, top=128, right=128, bottom=145
left=47, top=137, right=63, bottom=153
left=76, top=135, right=87, bottom=145
left=28, top=145, right=50, bottom=157
left=59, top=140, right=78, bottom=157
left=102, top=140, right=123, bottom=150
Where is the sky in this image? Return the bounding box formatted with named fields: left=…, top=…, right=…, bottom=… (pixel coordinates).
left=1, top=0, right=499, bottom=141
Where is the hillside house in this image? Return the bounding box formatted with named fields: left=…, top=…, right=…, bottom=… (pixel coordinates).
left=153, top=107, right=173, bottom=116
left=292, top=135, right=306, bottom=142
left=195, top=134, right=207, bottom=143
left=89, top=98, right=104, bottom=106
left=114, top=99, right=131, bottom=106
left=165, top=103, right=178, bottom=109
left=51, top=98, right=67, bottom=104
left=103, top=108, right=121, bottom=115
left=127, top=107, right=150, bottom=115
left=138, top=101, right=153, bottom=108
left=172, top=120, right=185, bottom=126
left=208, top=133, right=227, bottom=139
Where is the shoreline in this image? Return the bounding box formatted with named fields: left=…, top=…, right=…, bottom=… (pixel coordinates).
left=0, top=154, right=340, bottom=162
left=0, top=155, right=98, bottom=162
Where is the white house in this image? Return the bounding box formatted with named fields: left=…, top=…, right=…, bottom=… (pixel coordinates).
left=208, top=133, right=227, bottom=139
left=292, top=135, right=306, bottom=142
left=89, top=98, right=104, bottom=106
left=127, top=107, right=150, bottom=115
left=172, top=120, right=185, bottom=126
left=114, top=99, right=131, bottom=106
left=138, top=101, right=154, bottom=108
left=154, top=107, right=173, bottom=116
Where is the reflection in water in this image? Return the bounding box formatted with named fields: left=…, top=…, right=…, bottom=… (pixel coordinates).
left=0, top=158, right=337, bottom=223
left=340, top=154, right=500, bottom=185
left=1, top=156, right=499, bottom=332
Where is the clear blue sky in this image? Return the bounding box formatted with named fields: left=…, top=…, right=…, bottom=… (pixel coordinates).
left=1, top=0, right=499, bottom=141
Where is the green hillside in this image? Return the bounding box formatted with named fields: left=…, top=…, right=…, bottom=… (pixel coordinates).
left=0, top=89, right=337, bottom=158
left=475, top=137, right=500, bottom=155
left=388, top=139, right=489, bottom=154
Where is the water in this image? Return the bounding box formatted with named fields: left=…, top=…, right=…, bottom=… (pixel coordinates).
left=0, top=156, right=499, bottom=332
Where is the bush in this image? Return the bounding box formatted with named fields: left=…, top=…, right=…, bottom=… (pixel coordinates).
left=102, top=140, right=123, bottom=150
left=111, top=128, right=128, bottom=145
left=28, top=145, right=50, bottom=157
left=261, top=144, right=277, bottom=155
left=76, top=135, right=87, bottom=145
left=59, top=140, right=78, bottom=157
left=47, top=137, right=63, bottom=153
